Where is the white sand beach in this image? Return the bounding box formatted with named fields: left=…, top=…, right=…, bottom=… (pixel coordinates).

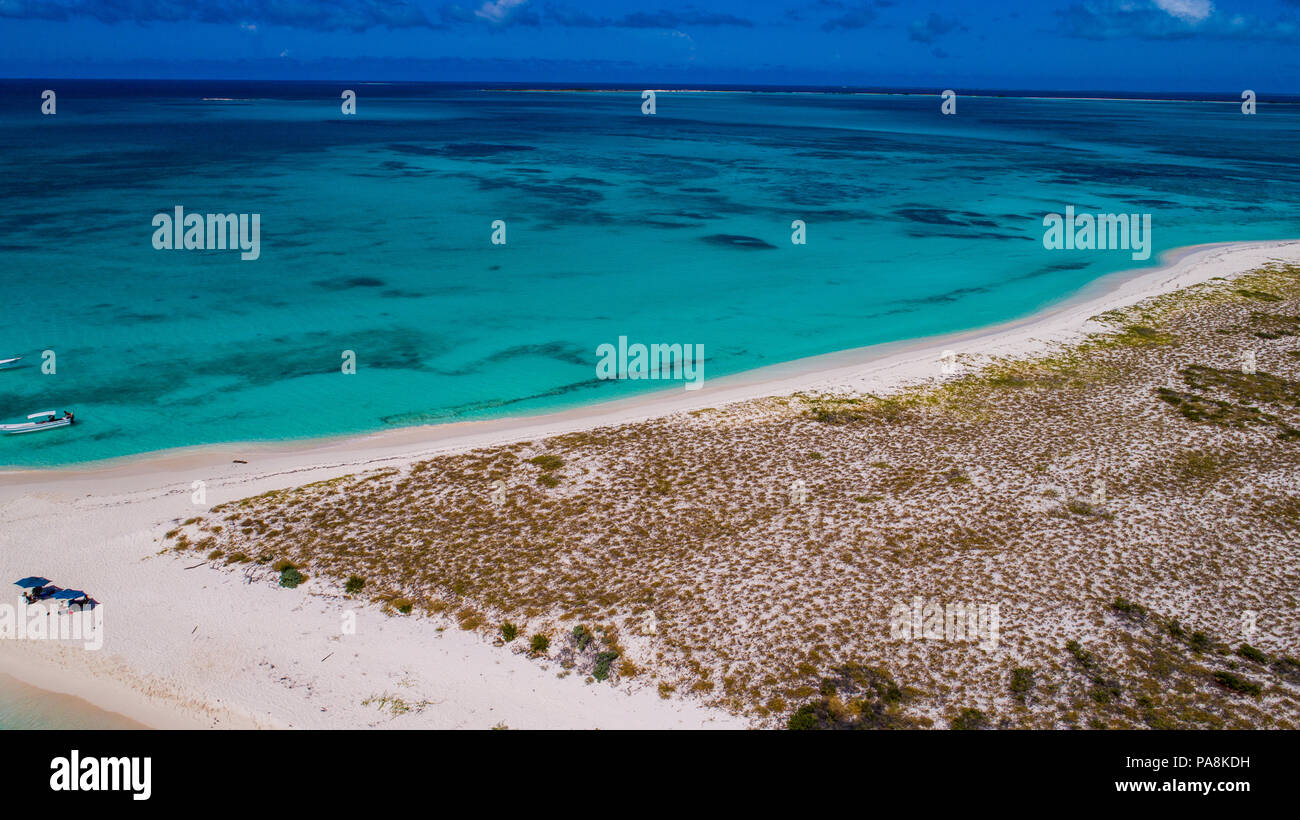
left=1, top=238, right=1297, bottom=730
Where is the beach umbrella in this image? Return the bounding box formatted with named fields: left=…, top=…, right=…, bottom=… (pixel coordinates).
left=13, top=576, right=50, bottom=588
left=51, top=589, right=86, bottom=600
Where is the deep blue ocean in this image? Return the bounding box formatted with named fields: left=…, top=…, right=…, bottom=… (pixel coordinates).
left=1, top=81, right=1298, bottom=467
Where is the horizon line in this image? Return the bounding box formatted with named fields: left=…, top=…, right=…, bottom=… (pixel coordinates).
left=1, top=77, right=1296, bottom=100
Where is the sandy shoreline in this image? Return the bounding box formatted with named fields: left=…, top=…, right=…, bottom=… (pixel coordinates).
left=0, top=670, right=150, bottom=730
left=1, top=238, right=1297, bottom=729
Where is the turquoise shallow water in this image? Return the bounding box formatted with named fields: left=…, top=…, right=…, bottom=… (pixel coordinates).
left=0, top=673, right=144, bottom=729
left=1, top=82, right=1298, bottom=467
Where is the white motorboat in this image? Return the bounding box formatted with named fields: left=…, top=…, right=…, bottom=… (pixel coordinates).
left=0, top=356, right=21, bottom=370
left=1, top=410, right=75, bottom=435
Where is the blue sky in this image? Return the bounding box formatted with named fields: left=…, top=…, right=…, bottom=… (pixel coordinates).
left=1, top=0, right=1298, bottom=91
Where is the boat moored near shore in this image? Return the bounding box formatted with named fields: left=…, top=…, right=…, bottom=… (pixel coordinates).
left=0, top=410, right=75, bottom=435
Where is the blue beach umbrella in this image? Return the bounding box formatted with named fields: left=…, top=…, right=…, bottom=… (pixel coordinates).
left=51, top=589, right=86, bottom=600
left=14, top=577, right=50, bottom=588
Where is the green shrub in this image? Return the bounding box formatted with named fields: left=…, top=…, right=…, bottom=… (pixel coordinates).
left=787, top=704, right=821, bottom=730
left=530, top=634, right=550, bottom=654
left=1066, top=499, right=1097, bottom=516
left=1066, top=640, right=1094, bottom=667
left=1111, top=597, right=1146, bottom=618
left=950, top=708, right=989, bottom=730
left=572, top=625, right=593, bottom=651
left=593, top=651, right=619, bottom=681
left=393, top=598, right=414, bottom=614
left=1213, top=671, right=1261, bottom=696
left=1010, top=667, right=1035, bottom=695
left=1273, top=656, right=1300, bottom=678
left=1237, top=643, right=1268, bottom=664
left=279, top=566, right=305, bottom=588
left=1089, top=685, right=1117, bottom=704
left=1235, top=289, right=1282, bottom=302
left=345, top=575, right=365, bottom=594
left=1114, top=325, right=1175, bottom=346
left=528, top=454, right=564, bottom=471
left=501, top=622, right=518, bottom=642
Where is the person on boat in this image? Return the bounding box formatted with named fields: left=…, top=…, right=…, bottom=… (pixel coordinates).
left=46, top=414, right=56, bottom=423
left=64, top=411, right=74, bottom=424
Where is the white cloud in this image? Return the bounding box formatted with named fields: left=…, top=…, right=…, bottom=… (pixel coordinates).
left=474, top=0, right=529, bottom=23
left=1152, top=0, right=1214, bottom=23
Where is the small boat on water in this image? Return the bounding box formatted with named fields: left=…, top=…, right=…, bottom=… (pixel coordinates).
left=0, top=356, right=21, bottom=370
left=1, top=410, right=75, bottom=435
